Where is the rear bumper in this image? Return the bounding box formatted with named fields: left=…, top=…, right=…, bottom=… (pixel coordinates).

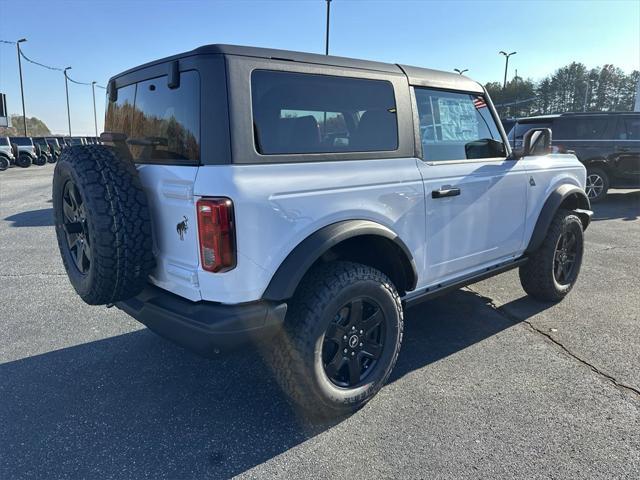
left=115, top=285, right=287, bottom=356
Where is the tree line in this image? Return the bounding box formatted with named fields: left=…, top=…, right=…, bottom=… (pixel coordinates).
left=485, top=62, right=639, bottom=119
left=0, top=115, right=52, bottom=137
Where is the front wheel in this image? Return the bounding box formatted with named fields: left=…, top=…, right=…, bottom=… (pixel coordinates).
left=16, top=154, right=32, bottom=168
left=0, top=156, right=9, bottom=171
left=269, top=261, right=403, bottom=417
left=519, top=209, right=584, bottom=301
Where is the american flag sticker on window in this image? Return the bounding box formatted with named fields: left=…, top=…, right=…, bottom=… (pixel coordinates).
left=473, top=96, right=487, bottom=109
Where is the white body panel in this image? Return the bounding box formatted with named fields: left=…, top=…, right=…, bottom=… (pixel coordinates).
left=139, top=153, right=586, bottom=305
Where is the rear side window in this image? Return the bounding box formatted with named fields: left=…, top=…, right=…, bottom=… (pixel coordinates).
left=619, top=116, right=640, bottom=140
left=105, top=70, right=200, bottom=164
left=414, top=88, right=505, bottom=161
left=554, top=117, right=610, bottom=140
left=0, top=137, right=8, bottom=146
left=251, top=70, right=398, bottom=155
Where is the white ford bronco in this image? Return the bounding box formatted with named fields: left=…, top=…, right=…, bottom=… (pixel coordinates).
left=53, top=45, right=592, bottom=416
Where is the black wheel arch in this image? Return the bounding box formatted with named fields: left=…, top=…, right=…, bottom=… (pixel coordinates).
left=262, top=220, right=418, bottom=301
left=526, top=184, right=592, bottom=254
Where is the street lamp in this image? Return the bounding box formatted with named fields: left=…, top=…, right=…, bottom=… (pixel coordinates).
left=16, top=38, right=27, bottom=136
left=91, top=81, right=98, bottom=137
left=64, top=67, right=72, bottom=136
left=499, top=51, right=517, bottom=89
left=325, top=0, right=332, bottom=55
left=454, top=68, right=468, bottom=75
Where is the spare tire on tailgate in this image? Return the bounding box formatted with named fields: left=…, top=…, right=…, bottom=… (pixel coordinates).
left=52, top=145, right=155, bottom=305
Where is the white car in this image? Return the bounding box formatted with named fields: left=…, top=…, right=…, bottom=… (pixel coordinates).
left=52, top=45, right=592, bottom=417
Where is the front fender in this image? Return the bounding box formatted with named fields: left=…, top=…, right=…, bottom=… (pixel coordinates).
left=526, top=184, right=592, bottom=253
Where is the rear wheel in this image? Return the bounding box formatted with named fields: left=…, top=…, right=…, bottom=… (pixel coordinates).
left=519, top=209, right=584, bottom=301
left=585, top=168, right=609, bottom=203
left=269, top=261, right=403, bottom=417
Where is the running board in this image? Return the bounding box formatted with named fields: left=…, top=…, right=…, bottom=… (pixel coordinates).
left=403, top=257, right=528, bottom=308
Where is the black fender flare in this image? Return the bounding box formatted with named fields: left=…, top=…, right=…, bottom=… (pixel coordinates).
left=526, top=184, right=592, bottom=253
left=262, top=220, right=418, bottom=301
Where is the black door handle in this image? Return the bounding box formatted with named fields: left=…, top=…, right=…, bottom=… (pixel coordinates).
left=432, top=187, right=461, bottom=198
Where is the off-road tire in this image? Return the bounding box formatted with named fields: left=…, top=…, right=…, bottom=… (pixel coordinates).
left=16, top=154, right=32, bottom=168
left=268, top=261, right=403, bottom=418
left=0, top=156, right=9, bottom=171
left=34, top=155, right=48, bottom=166
left=52, top=145, right=155, bottom=305
left=585, top=167, right=609, bottom=203
left=519, top=209, right=584, bottom=302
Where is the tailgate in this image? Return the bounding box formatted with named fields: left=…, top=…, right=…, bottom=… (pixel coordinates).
left=137, top=164, right=202, bottom=301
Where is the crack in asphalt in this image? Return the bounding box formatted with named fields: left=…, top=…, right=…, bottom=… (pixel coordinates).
left=466, top=286, right=640, bottom=400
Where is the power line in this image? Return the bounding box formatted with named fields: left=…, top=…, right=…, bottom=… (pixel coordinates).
left=1, top=39, right=16, bottom=44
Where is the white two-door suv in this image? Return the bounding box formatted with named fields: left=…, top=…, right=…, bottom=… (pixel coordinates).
left=52, top=45, right=592, bottom=416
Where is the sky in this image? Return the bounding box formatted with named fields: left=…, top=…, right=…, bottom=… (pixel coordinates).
left=0, top=0, right=639, bottom=136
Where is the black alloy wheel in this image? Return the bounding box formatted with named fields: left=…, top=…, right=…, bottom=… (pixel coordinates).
left=553, top=227, right=578, bottom=285
left=61, top=179, right=91, bottom=274
left=322, top=297, right=386, bottom=388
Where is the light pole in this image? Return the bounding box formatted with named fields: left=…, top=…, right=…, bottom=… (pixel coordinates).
left=454, top=68, right=468, bottom=75
left=64, top=67, right=72, bottom=136
left=91, top=81, right=98, bottom=137
left=325, top=0, right=332, bottom=55
left=16, top=38, right=27, bottom=136
left=499, top=51, right=517, bottom=89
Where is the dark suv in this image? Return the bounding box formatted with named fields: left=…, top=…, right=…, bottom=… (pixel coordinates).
left=508, top=112, right=640, bottom=202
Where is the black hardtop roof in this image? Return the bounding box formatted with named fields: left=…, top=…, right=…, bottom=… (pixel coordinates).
left=110, top=43, right=483, bottom=93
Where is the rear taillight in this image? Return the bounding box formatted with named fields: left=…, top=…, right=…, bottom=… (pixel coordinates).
left=196, top=198, right=236, bottom=273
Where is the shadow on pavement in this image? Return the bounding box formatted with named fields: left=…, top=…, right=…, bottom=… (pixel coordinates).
left=592, top=190, right=640, bottom=222
left=4, top=207, right=54, bottom=227
left=1, top=289, right=537, bottom=479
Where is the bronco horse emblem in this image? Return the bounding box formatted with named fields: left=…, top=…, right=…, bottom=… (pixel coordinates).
left=176, top=216, right=188, bottom=240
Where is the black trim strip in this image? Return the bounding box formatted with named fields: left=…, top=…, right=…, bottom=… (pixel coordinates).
left=403, top=257, right=528, bottom=308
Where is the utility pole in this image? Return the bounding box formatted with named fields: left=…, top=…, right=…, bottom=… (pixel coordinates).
left=454, top=68, right=468, bottom=75
left=91, top=81, right=98, bottom=137
left=325, top=0, right=332, bottom=55
left=499, top=51, right=517, bottom=89
left=64, top=67, right=72, bottom=136
left=635, top=74, right=640, bottom=112
left=16, top=38, right=27, bottom=136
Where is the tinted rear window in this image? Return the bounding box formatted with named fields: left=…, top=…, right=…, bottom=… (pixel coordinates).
left=105, top=70, right=200, bottom=164
left=251, top=70, right=398, bottom=155
left=554, top=116, right=610, bottom=140
left=0, top=137, right=8, bottom=146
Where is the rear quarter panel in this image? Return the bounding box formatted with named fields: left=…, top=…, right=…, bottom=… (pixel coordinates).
left=194, top=158, right=425, bottom=303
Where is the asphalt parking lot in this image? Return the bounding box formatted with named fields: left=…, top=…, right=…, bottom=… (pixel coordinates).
left=1, top=165, right=639, bottom=479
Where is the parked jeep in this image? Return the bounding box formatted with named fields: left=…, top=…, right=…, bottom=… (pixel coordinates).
left=8, top=137, right=36, bottom=168
left=53, top=45, right=592, bottom=417
left=0, top=136, right=15, bottom=171
left=45, top=137, right=62, bottom=162
left=32, top=137, right=54, bottom=165
left=508, top=112, right=640, bottom=202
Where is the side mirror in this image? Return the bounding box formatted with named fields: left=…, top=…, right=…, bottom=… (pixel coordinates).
left=522, top=128, right=552, bottom=157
